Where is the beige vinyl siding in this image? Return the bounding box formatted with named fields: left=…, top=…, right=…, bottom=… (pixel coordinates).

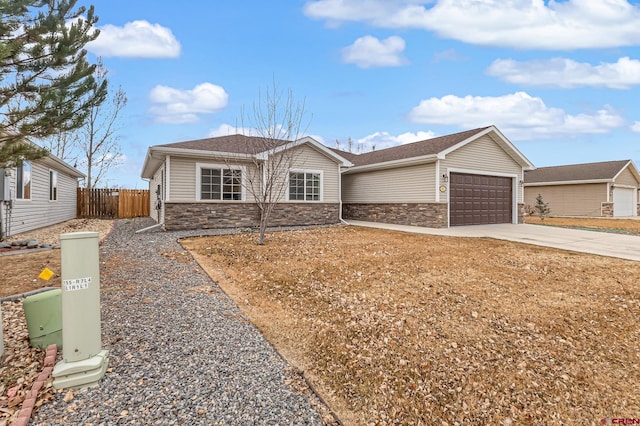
left=342, top=163, right=436, bottom=203
left=524, top=183, right=607, bottom=217
left=288, top=145, right=340, bottom=202
left=615, top=167, right=639, bottom=186
left=167, top=145, right=340, bottom=203
left=168, top=156, right=196, bottom=201
left=442, top=135, right=524, bottom=202
left=168, top=156, right=260, bottom=202
left=7, top=160, right=78, bottom=236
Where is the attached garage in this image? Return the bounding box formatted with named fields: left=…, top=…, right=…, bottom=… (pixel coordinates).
left=450, top=173, right=513, bottom=226
left=524, top=160, right=640, bottom=218
left=339, top=126, right=534, bottom=228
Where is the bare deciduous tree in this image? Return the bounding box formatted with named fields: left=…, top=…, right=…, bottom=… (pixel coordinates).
left=237, top=80, right=309, bottom=245
left=42, top=131, right=81, bottom=165
left=76, top=61, right=127, bottom=189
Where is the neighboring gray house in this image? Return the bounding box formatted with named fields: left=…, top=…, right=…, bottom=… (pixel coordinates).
left=524, top=160, right=640, bottom=217
left=336, top=126, right=535, bottom=227
left=0, top=152, right=84, bottom=239
left=140, top=135, right=353, bottom=231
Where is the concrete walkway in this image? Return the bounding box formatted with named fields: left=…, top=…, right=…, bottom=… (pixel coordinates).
left=346, top=220, right=640, bottom=262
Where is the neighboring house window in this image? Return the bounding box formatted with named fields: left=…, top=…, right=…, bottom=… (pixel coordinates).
left=289, top=171, right=321, bottom=201
left=16, top=161, right=31, bottom=200
left=199, top=167, right=243, bottom=200
left=49, top=170, right=58, bottom=201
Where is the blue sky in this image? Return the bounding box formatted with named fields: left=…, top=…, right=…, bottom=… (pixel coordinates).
left=82, top=0, right=640, bottom=188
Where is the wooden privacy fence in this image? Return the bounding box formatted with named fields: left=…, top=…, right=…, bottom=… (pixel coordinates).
left=77, top=188, right=150, bottom=219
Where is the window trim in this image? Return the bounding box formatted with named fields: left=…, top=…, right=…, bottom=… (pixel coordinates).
left=195, top=162, right=246, bottom=202
left=287, top=169, right=323, bottom=202
left=49, top=169, right=58, bottom=201
left=15, top=161, right=32, bottom=200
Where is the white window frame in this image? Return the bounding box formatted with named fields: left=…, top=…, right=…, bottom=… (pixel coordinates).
left=49, top=169, right=58, bottom=201
left=16, top=161, right=31, bottom=200
left=195, top=162, right=246, bottom=201
left=287, top=169, right=323, bottom=202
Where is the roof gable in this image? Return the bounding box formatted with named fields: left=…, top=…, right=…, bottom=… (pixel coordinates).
left=334, top=127, right=490, bottom=167
left=142, top=134, right=352, bottom=179
left=525, top=160, right=634, bottom=184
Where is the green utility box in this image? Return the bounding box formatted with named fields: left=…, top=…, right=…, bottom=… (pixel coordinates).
left=23, top=289, right=62, bottom=349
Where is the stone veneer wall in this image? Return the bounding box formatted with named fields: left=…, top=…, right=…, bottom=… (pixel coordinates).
left=601, top=202, right=613, bottom=217
left=163, top=202, right=340, bottom=231
left=343, top=203, right=448, bottom=228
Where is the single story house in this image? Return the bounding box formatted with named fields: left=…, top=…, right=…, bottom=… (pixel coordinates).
left=336, top=125, right=534, bottom=227
left=0, top=151, right=84, bottom=239
left=141, top=126, right=535, bottom=230
left=524, top=160, right=640, bottom=217
left=140, top=135, right=353, bottom=231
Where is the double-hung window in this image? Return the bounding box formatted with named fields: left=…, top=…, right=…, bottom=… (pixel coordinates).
left=16, top=161, right=31, bottom=200
left=198, top=165, right=243, bottom=201
left=289, top=171, right=321, bottom=201
left=49, top=170, right=58, bottom=201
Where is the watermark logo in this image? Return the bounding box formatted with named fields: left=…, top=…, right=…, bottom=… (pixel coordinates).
left=601, top=418, right=640, bottom=425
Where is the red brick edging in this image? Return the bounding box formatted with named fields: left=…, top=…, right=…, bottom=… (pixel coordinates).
left=11, top=344, right=57, bottom=426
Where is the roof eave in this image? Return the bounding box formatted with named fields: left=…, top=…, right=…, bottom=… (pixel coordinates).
left=524, top=179, right=612, bottom=186
left=342, top=154, right=440, bottom=175
left=140, top=146, right=256, bottom=179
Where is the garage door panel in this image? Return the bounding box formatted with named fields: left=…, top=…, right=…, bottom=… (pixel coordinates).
left=450, top=173, right=513, bottom=226
left=613, top=187, right=635, bottom=217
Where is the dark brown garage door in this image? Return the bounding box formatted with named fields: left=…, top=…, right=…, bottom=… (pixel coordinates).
left=450, top=173, right=512, bottom=226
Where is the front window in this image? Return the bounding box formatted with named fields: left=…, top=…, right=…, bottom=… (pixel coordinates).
left=49, top=170, right=58, bottom=201
left=200, top=167, right=242, bottom=200
left=289, top=171, right=320, bottom=201
left=16, top=161, right=31, bottom=200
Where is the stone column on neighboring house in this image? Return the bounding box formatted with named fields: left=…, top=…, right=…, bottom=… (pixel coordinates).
left=601, top=202, right=614, bottom=217
left=517, top=203, right=525, bottom=224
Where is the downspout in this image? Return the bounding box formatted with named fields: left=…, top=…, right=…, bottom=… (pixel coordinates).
left=339, top=164, right=349, bottom=225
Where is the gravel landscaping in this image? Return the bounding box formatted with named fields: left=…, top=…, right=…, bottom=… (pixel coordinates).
left=30, top=218, right=329, bottom=425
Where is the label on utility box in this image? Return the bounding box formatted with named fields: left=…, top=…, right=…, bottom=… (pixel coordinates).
left=63, top=276, right=92, bottom=291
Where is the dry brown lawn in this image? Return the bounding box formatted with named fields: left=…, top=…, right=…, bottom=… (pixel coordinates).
left=182, top=225, right=640, bottom=425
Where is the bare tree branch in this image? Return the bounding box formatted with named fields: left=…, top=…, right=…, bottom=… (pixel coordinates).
left=236, top=79, right=310, bottom=245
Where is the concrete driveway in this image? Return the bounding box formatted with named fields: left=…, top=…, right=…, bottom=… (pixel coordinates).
left=346, top=220, right=640, bottom=262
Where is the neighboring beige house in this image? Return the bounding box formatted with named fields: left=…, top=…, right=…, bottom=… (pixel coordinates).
left=524, top=160, right=640, bottom=217
left=0, top=153, right=84, bottom=239
left=140, top=135, right=353, bottom=231
left=335, top=125, right=535, bottom=227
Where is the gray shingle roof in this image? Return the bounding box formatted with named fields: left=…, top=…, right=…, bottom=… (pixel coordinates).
left=329, top=127, right=491, bottom=167
left=524, top=160, right=631, bottom=183
left=158, top=134, right=289, bottom=155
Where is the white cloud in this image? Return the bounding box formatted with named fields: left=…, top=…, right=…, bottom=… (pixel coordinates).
left=341, top=35, right=409, bottom=68
left=487, top=57, right=640, bottom=89
left=631, top=122, right=640, bottom=133
left=431, top=48, right=465, bottom=64
left=408, top=91, right=625, bottom=140
left=304, top=0, right=640, bottom=50
left=88, top=20, right=181, bottom=58
left=353, top=130, right=436, bottom=151
left=149, top=83, right=229, bottom=124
